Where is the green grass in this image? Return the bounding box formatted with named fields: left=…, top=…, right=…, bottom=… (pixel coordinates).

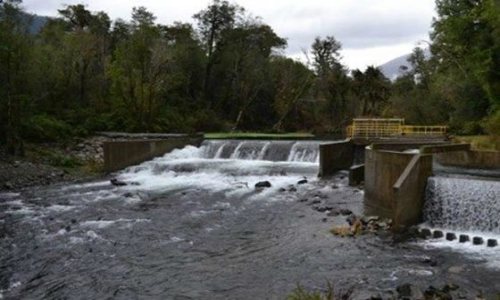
left=204, top=132, right=315, bottom=140
left=453, top=135, right=500, bottom=151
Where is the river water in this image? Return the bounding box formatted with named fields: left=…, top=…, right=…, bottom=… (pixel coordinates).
left=1, top=141, right=500, bottom=299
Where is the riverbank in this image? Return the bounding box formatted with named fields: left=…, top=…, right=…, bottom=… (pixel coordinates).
left=0, top=140, right=104, bottom=192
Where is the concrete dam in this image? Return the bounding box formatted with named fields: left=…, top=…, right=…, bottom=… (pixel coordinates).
left=202, top=140, right=322, bottom=163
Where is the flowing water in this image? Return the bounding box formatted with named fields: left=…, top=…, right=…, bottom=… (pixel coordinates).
left=424, top=177, right=500, bottom=234
left=422, top=175, right=500, bottom=270
left=2, top=141, right=500, bottom=299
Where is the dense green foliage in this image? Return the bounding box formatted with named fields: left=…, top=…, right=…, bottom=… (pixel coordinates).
left=385, top=0, right=500, bottom=135
left=1, top=0, right=500, bottom=154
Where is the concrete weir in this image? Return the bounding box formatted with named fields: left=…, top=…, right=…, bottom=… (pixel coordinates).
left=103, top=134, right=203, bottom=172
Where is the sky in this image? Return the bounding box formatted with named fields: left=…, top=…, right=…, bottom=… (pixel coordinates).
left=22, top=0, right=437, bottom=70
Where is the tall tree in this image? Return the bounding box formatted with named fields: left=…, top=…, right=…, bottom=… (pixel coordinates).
left=193, top=0, right=243, bottom=107
left=0, top=0, right=33, bottom=154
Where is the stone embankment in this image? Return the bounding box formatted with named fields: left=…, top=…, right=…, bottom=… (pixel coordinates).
left=68, top=132, right=188, bottom=164
left=0, top=150, right=72, bottom=191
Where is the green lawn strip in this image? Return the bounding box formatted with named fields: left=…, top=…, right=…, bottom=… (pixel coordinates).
left=204, top=132, right=315, bottom=140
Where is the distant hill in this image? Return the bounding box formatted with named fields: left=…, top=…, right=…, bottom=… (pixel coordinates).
left=29, top=15, right=49, bottom=34
left=379, top=49, right=431, bottom=80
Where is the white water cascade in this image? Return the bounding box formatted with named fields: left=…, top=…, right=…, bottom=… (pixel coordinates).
left=202, top=140, right=321, bottom=163
left=423, top=176, right=500, bottom=234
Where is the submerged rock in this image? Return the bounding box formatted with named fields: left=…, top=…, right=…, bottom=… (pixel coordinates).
left=110, top=178, right=127, bottom=186
left=327, top=210, right=340, bottom=217
left=255, top=181, right=272, bottom=188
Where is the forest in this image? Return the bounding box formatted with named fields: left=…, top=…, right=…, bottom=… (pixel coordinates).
left=1, top=0, right=499, bottom=155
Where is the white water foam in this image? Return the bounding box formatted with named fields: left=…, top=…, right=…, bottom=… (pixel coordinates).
left=80, top=218, right=150, bottom=229
left=117, top=145, right=319, bottom=200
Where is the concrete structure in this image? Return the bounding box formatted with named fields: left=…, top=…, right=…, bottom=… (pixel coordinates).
left=103, top=136, right=203, bottom=172
left=364, top=148, right=415, bottom=218
left=364, top=147, right=433, bottom=232
left=420, top=142, right=500, bottom=169
left=393, top=154, right=433, bottom=232
left=318, top=139, right=354, bottom=177
left=420, top=143, right=471, bottom=154
left=435, top=149, right=500, bottom=169
left=348, top=164, right=365, bottom=186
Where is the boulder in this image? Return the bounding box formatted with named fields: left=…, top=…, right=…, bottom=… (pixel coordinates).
left=297, top=179, right=308, bottom=185
left=397, top=283, right=424, bottom=300
left=340, top=209, right=353, bottom=216
left=255, top=181, right=272, bottom=188
left=110, top=178, right=127, bottom=186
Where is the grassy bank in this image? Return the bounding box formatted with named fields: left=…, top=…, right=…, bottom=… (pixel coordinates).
left=204, top=132, right=315, bottom=140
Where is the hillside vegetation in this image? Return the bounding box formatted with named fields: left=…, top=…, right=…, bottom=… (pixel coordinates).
left=1, top=0, right=500, bottom=155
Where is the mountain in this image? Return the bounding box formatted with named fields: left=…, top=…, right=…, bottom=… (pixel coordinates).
left=379, top=49, right=431, bottom=80
left=29, top=15, right=49, bottom=34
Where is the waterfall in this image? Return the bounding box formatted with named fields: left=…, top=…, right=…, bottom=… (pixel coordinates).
left=423, top=176, right=500, bottom=233
left=200, top=140, right=322, bottom=163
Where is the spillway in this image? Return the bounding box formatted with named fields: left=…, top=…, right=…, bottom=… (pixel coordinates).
left=201, top=140, right=322, bottom=163
left=423, top=176, right=500, bottom=234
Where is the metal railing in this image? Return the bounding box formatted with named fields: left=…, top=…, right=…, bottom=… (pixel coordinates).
left=346, top=118, right=447, bottom=138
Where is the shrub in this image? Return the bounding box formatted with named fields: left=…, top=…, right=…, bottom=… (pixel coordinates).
left=48, top=153, right=83, bottom=168
left=22, top=114, right=73, bottom=142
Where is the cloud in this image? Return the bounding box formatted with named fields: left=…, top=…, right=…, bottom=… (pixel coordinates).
left=21, top=0, right=436, bottom=70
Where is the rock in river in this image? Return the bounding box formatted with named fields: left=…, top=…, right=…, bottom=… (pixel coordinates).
left=255, top=181, right=272, bottom=188
left=110, top=178, right=127, bottom=186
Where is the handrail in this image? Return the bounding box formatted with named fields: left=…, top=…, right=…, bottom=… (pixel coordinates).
left=346, top=119, right=447, bottom=138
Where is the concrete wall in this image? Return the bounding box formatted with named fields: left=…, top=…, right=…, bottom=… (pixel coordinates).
left=364, top=148, right=414, bottom=218
left=393, top=154, right=433, bottom=232
left=420, top=143, right=471, bottom=153
left=103, top=137, right=203, bottom=172
left=349, top=164, right=365, bottom=186
left=318, top=139, right=354, bottom=177
left=434, top=150, right=500, bottom=169
left=372, top=141, right=447, bottom=152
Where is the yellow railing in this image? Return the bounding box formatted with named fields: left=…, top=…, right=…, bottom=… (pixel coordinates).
left=346, top=118, right=447, bottom=138
left=402, top=125, right=448, bottom=135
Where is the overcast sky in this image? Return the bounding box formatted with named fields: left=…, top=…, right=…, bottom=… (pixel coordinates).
left=22, top=0, right=436, bottom=70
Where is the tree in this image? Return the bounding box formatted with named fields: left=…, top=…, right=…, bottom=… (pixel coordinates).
left=109, top=7, right=171, bottom=132
left=351, top=66, right=390, bottom=116
left=271, top=57, right=314, bottom=132
left=193, top=0, right=243, bottom=107
left=311, top=36, right=351, bottom=131
left=0, top=0, right=33, bottom=155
